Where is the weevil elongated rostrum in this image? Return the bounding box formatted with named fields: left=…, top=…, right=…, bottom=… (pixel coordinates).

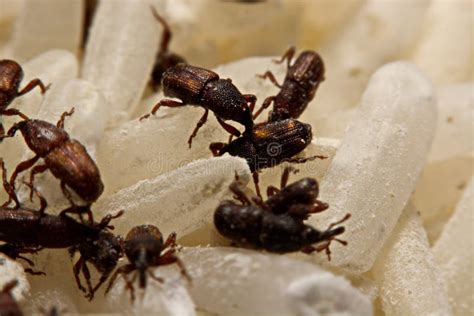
left=149, top=7, right=187, bottom=91
left=0, top=108, right=104, bottom=207
left=105, top=225, right=190, bottom=301
left=140, top=63, right=257, bottom=147
left=0, top=59, right=49, bottom=140
left=214, top=168, right=350, bottom=259
left=253, top=47, right=325, bottom=122
left=210, top=118, right=325, bottom=196
left=0, top=280, right=23, bottom=316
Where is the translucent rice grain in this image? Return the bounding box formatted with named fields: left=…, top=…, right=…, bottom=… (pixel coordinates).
left=410, top=1, right=473, bottom=84
left=106, top=275, right=196, bottom=316
left=433, top=178, right=474, bottom=315
left=82, top=0, right=161, bottom=125
left=94, top=156, right=250, bottom=237
left=308, top=62, right=437, bottom=273
left=414, top=153, right=473, bottom=243
left=429, top=83, right=473, bottom=163
left=177, top=247, right=373, bottom=316
left=371, top=202, right=452, bottom=315
left=10, top=0, right=82, bottom=61
left=303, top=0, right=430, bottom=117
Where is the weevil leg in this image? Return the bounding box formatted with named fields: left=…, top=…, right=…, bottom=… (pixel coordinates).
left=0, top=158, right=17, bottom=208
left=60, top=204, right=94, bottom=225
left=253, top=96, right=275, bottom=120
left=24, top=268, right=46, bottom=276
left=0, top=108, right=30, bottom=121
left=209, top=142, right=226, bottom=156
left=22, top=180, right=48, bottom=215
left=301, top=245, right=316, bottom=254
left=150, top=5, right=172, bottom=55
left=81, top=262, right=94, bottom=298
left=327, top=213, right=351, bottom=230
left=256, top=71, right=282, bottom=88
left=157, top=251, right=191, bottom=283
left=163, top=232, right=178, bottom=250
left=56, top=108, right=75, bottom=129
left=60, top=180, right=80, bottom=209
left=148, top=270, right=164, bottom=283
left=105, top=264, right=136, bottom=299
left=216, top=117, right=241, bottom=138
left=273, top=46, right=296, bottom=68
left=87, top=271, right=112, bottom=301
left=252, top=171, right=262, bottom=199
left=17, top=78, right=50, bottom=96
left=26, top=164, right=48, bottom=201
left=287, top=155, right=327, bottom=165
left=139, top=99, right=185, bottom=121
left=229, top=180, right=252, bottom=205
left=6, top=155, right=40, bottom=208
left=73, top=257, right=87, bottom=293
left=0, top=123, right=4, bottom=142
left=187, top=108, right=209, bottom=148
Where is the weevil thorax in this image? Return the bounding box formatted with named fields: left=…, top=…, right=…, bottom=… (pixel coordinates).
left=201, top=79, right=253, bottom=128
left=82, top=231, right=123, bottom=274
left=0, top=60, right=23, bottom=110
left=19, top=120, right=69, bottom=157
left=125, top=225, right=164, bottom=269
left=162, top=64, right=218, bottom=104
left=266, top=178, right=319, bottom=214
left=219, top=134, right=258, bottom=170
left=253, top=119, right=313, bottom=168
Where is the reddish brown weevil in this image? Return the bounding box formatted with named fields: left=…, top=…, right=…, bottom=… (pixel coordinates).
left=105, top=225, right=190, bottom=301
left=214, top=170, right=350, bottom=258
left=0, top=280, right=23, bottom=316
left=210, top=119, right=325, bottom=196
left=149, top=7, right=187, bottom=91
left=140, top=63, right=257, bottom=147
left=253, top=47, right=325, bottom=121
left=0, top=59, right=49, bottom=140
left=1, top=108, right=104, bottom=207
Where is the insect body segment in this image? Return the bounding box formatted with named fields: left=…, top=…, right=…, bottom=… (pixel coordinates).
left=254, top=47, right=325, bottom=122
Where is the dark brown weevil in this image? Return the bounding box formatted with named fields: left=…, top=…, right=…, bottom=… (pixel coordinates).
left=253, top=47, right=324, bottom=122
left=140, top=63, right=256, bottom=147
left=0, top=205, right=123, bottom=298
left=210, top=119, right=325, bottom=196
left=0, top=280, right=23, bottom=316
left=149, top=6, right=187, bottom=91
left=214, top=171, right=350, bottom=259
left=0, top=108, right=104, bottom=207
left=0, top=59, right=49, bottom=140
left=105, top=225, right=190, bottom=301
left=69, top=230, right=123, bottom=300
